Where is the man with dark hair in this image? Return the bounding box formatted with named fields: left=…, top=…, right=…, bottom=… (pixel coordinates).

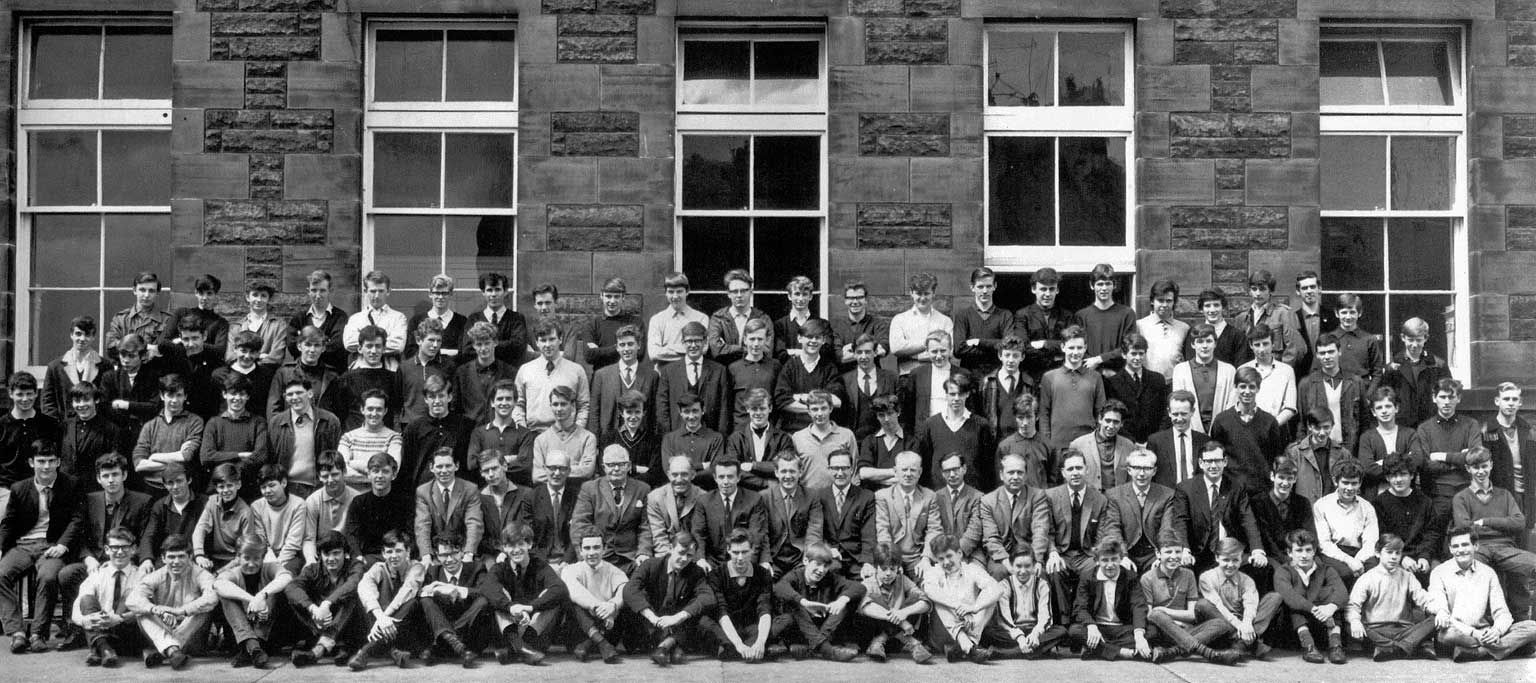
left=562, top=533, right=627, bottom=663
left=1287, top=271, right=1336, bottom=377
left=250, top=463, right=306, bottom=572
left=413, top=448, right=485, bottom=570
left=132, top=374, right=204, bottom=494
left=1208, top=365, right=1287, bottom=489
left=267, top=374, right=342, bottom=504
left=154, top=314, right=223, bottom=420
left=1429, top=526, right=1536, bottom=661
left=69, top=526, right=145, bottom=667
left=140, top=463, right=206, bottom=568
left=1247, top=455, right=1315, bottom=584
left=583, top=277, right=645, bottom=370
left=839, top=333, right=896, bottom=439
left=1234, top=269, right=1303, bottom=367
left=106, top=271, right=170, bottom=359
left=416, top=531, right=488, bottom=668
left=726, top=388, right=794, bottom=491
left=287, top=530, right=364, bottom=667
left=126, top=533, right=217, bottom=670
left=1452, top=446, right=1536, bottom=618
left=692, top=458, right=767, bottom=570
left=706, top=269, right=775, bottom=369
left=1068, top=538, right=1151, bottom=661
left=954, top=266, right=1015, bottom=375
left=1177, top=441, right=1264, bottom=573
left=289, top=270, right=349, bottom=372
left=1103, top=332, right=1169, bottom=443
left=1408, top=377, right=1482, bottom=535
left=654, top=321, right=730, bottom=434
left=701, top=528, right=778, bottom=661
left=0, top=443, right=83, bottom=653
left=404, top=375, right=477, bottom=485
left=343, top=453, right=416, bottom=560
left=1076, top=264, right=1136, bottom=372
left=776, top=542, right=866, bottom=662
left=624, top=529, right=708, bottom=666
left=59, top=381, right=123, bottom=487
left=1374, top=455, right=1440, bottom=576
left=161, top=275, right=229, bottom=359
left=588, top=324, right=657, bottom=438
left=348, top=528, right=426, bottom=670
left=465, top=272, right=529, bottom=366
left=1011, top=267, right=1075, bottom=384
left=813, top=450, right=877, bottom=579
left=482, top=522, right=569, bottom=666
left=1067, top=400, right=1136, bottom=492
left=0, top=372, right=63, bottom=514
left=1297, top=332, right=1364, bottom=454
left=1273, top=529, right=1348, bottom=664
left=58, top=453, right=153, bottom=649
left=1313, top=458, right=1378, bottom=587
left=831, top=280, right=891, bottom=375
left=42, top=315, right=110, bottom=422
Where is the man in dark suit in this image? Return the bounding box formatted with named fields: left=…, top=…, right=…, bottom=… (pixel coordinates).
left=690, top=459, right=767, bottom=570
left=980, top=336, right=1034, bottom=441
left=527, top=450, right=579, bottom=566
left=1043, top=450, right=1109, bottom=609
left=1176, top=441, right=1264, bottom=573
left=724, top=389, right=795, bottom=492
left=654, top=322, right=731, bottom=435
left=1100, top=448, right=1185, bottom=572
left=1103, top=333, right=1169, bottom=443
left=58, top=453, right=152, bottom=648
left=810, top=450, right=876, bottom=578
left=856, top=396, right=916, bottom=492
left=570, top=445, right=652, bottom=573
left=0, top=444, right=84, bottom=653
left=973, top=452, right=1051, bottom=579
left=933, top=454, right=985, bottom=565
left=414, top=448, right=486, bottom=566
left=1287, top=271, right=1337, bottom=378
left=1147, top=391, right=1207, bottom=489
left=622, top=531, right=710, bottom=666
left=58, top=383, right=124, bottom=488
left=477, top=449, right=532, bottom=559
left=586, top=325, right=657, bottom=437
left=1069, top=538, right=1151, bottom=661
left=837, top=333, right=897, bottom=440
left=762, top=452, right=822, bottom=577
left=417, top=531, right=489, bottom=667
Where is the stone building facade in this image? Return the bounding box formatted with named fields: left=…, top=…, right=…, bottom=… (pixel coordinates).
left=2, top=0, right=1535, bottom=405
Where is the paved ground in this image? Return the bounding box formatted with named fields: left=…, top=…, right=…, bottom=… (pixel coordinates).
left=2, top=646, right=1533, bottom=683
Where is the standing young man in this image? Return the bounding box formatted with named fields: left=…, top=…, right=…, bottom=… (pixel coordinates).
left=1039, top=325, right=1106, bottom=454
left=1076, top=264, right=1136, bottom=372
left=583, top=277, right=644, bottom=370
left=1135, top=279, right=1189, bottom=378
left=953, top=267, right=1016, bottom=376
left=1181, top=289, right=1247, bottom=367
left=1012, top=267, right=1076, bottom=385
left=513, top=318, right=591, bottom=432
left=1297, top=333, right=1364, bottom=454
left=1171, top=323, right=1238, bottom=433
left=889, top=272, right=953, bottom=377
left=1288, top=271, right=1337, bottom=378
left=465, top=272, right=529, bottom=367
left=1233, top=270, right=1303, bottom=367
left=289, top=270, right=350, bottom=372
left=647, top=272, right=709, bottom=366
left=831, top=280, right=890, bottom=375
left=1375, top=317, right=1451, bottom=430
left=705, top=269, right=774, bottom=368
left=105, top=271, right=170, bottom=360
left=343, top=271, right=408, bottom=369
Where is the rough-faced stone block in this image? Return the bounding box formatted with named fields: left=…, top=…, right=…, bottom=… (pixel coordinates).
left=1506, top=114, right=1536, bottom=158
left=211, top=36, right=320, bottom=61
left=558, top=36, right=637, bottom=63
left=866, top=41, right=947, bottom=65
left=859, top=113, right=951, bottom=156
left=559, top=14, right=636, bottom=35
left=1160, top=0, right=1297, bottom=19
left=1510, top=205, right=1536, bottom=249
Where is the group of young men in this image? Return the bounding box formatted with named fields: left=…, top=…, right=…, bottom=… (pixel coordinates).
left=0, top=263, right=1532, bottom=670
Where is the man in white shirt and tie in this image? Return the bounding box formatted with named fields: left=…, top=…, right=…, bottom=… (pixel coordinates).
left=342, top=270, right=408, bottom=368
left=1149, top=391, right=1209, bottom=489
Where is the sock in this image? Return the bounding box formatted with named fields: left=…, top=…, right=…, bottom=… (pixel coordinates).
left=1297, top=628, right=1316, bottom=650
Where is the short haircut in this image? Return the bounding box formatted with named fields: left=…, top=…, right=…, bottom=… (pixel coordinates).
left=1400, top=317, right=1430, bottom=337
left=786, top=275, right=814, bottom=295
left=429, top=274, right=455, bottom=292
left=1445, top=525, right=1475, bottom=547
left=247, top=280, right=276, bottom=296
left=1381, top=454, right=1415, bottom=477
left=1156, top=527, right=1184, bottom=550
left=843, top=279, right=867, bottom=296
left=663, top=272, right=690, bottom=290
left=221, top=373, right=253, bottom=397
left=1330, top=457, right=1363, bottom=482
left=1368, top=386, right=1398, bottom=406
left=1497, top=381, right=1522, bottom=395
left=1093, top=537, right=1125, bottom=559
left=196, top=273, right=224, bottom=294
left=158, top=373, right=185, bottom=395
left=1270, top=455, right=1298, bottom=476
left=1167, top=389, right=1196, bottom=410
left=297, top=325, right=326, bottom=346
left=1059, top=324, right=1086, bottom=344
left=601, top=277, right=627, bottom=294
left=1121, top=331, right=1148, bottom=352
left=366, top=452, right=397, bottom=471
left=1201, top=439, right=1225, bottom=456
left=1215, top=537, right=1245, bottom=557
left=908, top=272, right=937, bottom=292
left=713, top=458, right=741, bottom=475
left=925, top=329, right=952, bottom=347
left=1058, top=449, right=1086, bottom=468
left=676, top=392, right=703, bottom=409
left=803, top=542, right=835, bottom=563
left=1315, top=332, right=1340, bottom=350
left=1031, top=267, right=1060, bottom=287
left=306, top=270, right=332, bottom=287
left=363, top=270, right=391, bottom=289
left=615, top=324, right=640, bottom=341
left=176, top=314, right=205, bottom=335
left=1089, top=263, right=1115, bottom=283
left=432, top=531, right=465, bottom=552
left=550, top=384, right=577, bottom=404
left=1149, top=278, right=1179, bottom=301
left=872, top=542, right=900, bottom=568
left=1012, top=393, right=1037, bottom=417
left=160, top=533, right=190, bottom=555
left=681, top=321, right=707, bottom=339
left=671, top=528, right=698, bottom=552
left=316, top=530, right=346, bottom=555
left=804, top=389, right=833, bottom=408
left=237, top=533, right=267, bottom=556
left=1335, top=293, right=1362, bottom=311
left=431, top=446, right=456, bottom=464
left=871, top=393, right=901, bottom=416
left=1435, top=377, right=1463, bottom=396
left=616, top=388, right=648, bottom=413
left=532, top=282, right=558, bottom=300
left=744, top=317, right=769, bottom=336
left=1098, top=399, right=1128, bottom=420
left=95, top=452, right=129, bottom=475
left=68, top=379, right=101, bottom=403
left=317, top=449, right=344, bottom=473
left=743, top=387, right=771, bottom=411
left=1465, top=445, right=1492, bottom=467
left=1304, top=406, right=1334, bottom=429
left=414, top=316, right=445, bottom=340
left=1377, top=533, right=1406, bottom=553
left=1008, top=545, right=1037, bottom=562
left=1189, top=323, right=1216, bottom=341
left=998, top=335, right=1024, bottom=355
left=71, top=315, right=97, bottom=337
left=1246, top=322, right=1273, bottom=344
left=106, top=526, right=137, bottom=547
left=1295, top=270, right=1319, bottom=286
left=942, top=371, right=974, bottom=395
left=1286, top=528, right=1317, bottom=551
left=479, top=272, right=510, bottom=290
left=231, top=329, right=262, bottom=352
left=800, top=318, right=829, bottom=339
left=1234, top=366, right=1261, bottom=387
left=927, top=534, right=961, bottom=557
left=116, top=333, right=146, bottom=354
left=1196, top=288, right=1226, bottom=310
left=726, top=527, right=753, bottom=549
left=477, top=448, right=505, bottom=468
left=1248, top=269, right=1276, bottom=291
left=382, top=528, right=412, bottom=549
left=132, top=271, right=160, bottom=289
left=533, top=317, right=562, bottom=341
left=466, top=321, right=499, bottom=345
left=359, top=387, right=388, bottom=409
left=970, top=266, right=996, bottom=284
left=424, top=374, right=453, bottom=396
left=211, top=463, right=242, bottom=485
left=357, top=324, right=387, bottom=345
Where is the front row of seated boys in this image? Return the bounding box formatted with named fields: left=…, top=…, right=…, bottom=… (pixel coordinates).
left=61, top=516, right=1536, bottom=669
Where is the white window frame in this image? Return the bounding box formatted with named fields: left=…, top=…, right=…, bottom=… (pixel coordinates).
left=675, top=23, right=829, bottom=313
left=362, top=20, right=519, bottom=306
left=15, top=17, right=173, bottom=373
left=1319, top=24, right=1469, bottom=379
left=982, top=23, right=1136, bottom=274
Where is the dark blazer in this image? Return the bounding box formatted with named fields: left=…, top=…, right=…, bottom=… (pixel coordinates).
left=897, top=364, right=981, bottom=436
left=623, top=556, right=711, bottom=617
left=78, top=490, right=154, bottom=560
left=1072, top=565, right=1146, bottom=629
left=1104, top=368, right=1169, bottom=443
left=980, top=368, right=1035, bottom=441
left=287, top=305, right=350, bottom=372
left=837, top=366, right=898, bottom=439
left=1043, top=484, right=1107, bottom=557
left=1176, top=475, right=1263, bottom=565
left=142, top=493, right=208, bottom=562
left=1147, top=428, right=1209, bottom=489
left=811, top=485, right=877, bottom=573
left=405, top=311, right=468, bottom=360
left=1357, top=425, right=1414, bottom=493
left=724, top=425, right=796, bottom=492
left=1484, top=417, right=1536, bottom=517
left=1297, top=371, right=1365, bottom=453
left=99, top=364, right=163, bottom=434
left=478, top=485, right=533, bottom=557
left=654, top=356, right=732, bottom=435
left=587, top=360, right=658, bottom=436
left=1247, top=490, right=1314, bottom=560
left=264, top=408, right=342, bottom=474
left=1100, top=482, right=1185, bottom=559
left=1288, top=306, right=1339, bottom=378
left=424, top=557, right=485, bottom=591
left=479, top=556, right=567, bottom=612
left=763, top=484, right=824, bottom=571
left=41, top=357, right=113, bottom=422
left=1182, top=322, right=1250, bottom=367
left=59, top=415, right=125, bottom=485
left=1273, top=561, right=1347, bottom=613
left=570, top=477, right=652, bottom=564
left=691, top=488, right=769, bottom=566
left=528, top=483, right=579, bottom=564
left=464, top=308, right=530, bottom=367
left=934, top=484, right=985, bottom=561
left=0, top=475, right=84, bottom=552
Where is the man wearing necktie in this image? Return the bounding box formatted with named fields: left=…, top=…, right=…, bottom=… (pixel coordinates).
left=1149, top=392, right=1209, bottom=489
left=838, top=334, right=895, bottom=439
left=417, top=532, right=487, bottom=668
left=531, top=452, right=577, bottom=566
left=485, top=522, right=568, bottom=666
left=979, top=453, right=1050, bottom=580
left=691, top=459, right=767, bottom=570
left=0, top=447, right=81, bottom=654
left=58, top=453, right=153, bottom=649
left=623, top=531, right=708, bottom=666
left=1176, top=443, right=1263, bottom=573
left=413, top=449, right=485, bottom=570
left=874, top=452, right=941, bottom=578
left=570, top=445, right=653, bottom=574
left=70, top=527, right=145, bottom=667
left=1044, top=451, right=1113, bottom=615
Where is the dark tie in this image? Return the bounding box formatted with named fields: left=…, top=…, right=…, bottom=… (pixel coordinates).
left=623, top=366, right=633, bottom=387
left=675, top=493, right=686, bottom=520
left=110, top=569, right=124, bottom=613
left=863, top=372, right=873, bottom=397
left=546, top=361, right=556, bottom=375
left=368, top=311, right=377, bottom=327
left=1002, top=374, right=1013, bottom=396
left=1178, top=433, right=1189, bottom=482
left=40, top=486, right=51, bottom=511
left=613, top=485, right=623, bottom=506
left=664, top=571, right=678, bottom=610
left=1069, top=492, right=1083, bottom=552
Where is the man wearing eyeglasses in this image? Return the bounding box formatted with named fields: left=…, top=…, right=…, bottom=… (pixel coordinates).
left=69, top=526, right=145, bottom=667
left=1176, top=442, right=1264, bottom=574
left=830, top=280, right=890, bottom=376
left=58, top=453, right=153, bottom=650
left=1101, top=448, right=1185, bottom=574
left=707, top=269, right=775, bottom=369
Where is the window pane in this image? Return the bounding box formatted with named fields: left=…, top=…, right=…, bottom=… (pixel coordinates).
left=29, top=26, right=99, bottom=100
left=1383, top=41, right=1452, bottom=106
left=1390, top=136, right=1452, bottom=211
left=1388, top=218, right=1452, bottom=290
left=987, top=29, right=1053, bottom=106
left=28, top=131, right=97, bottom=206
left=988, top=136, right=1054, bottom=246
left=1058, top=32, right=1123, bottom=106
left=445, top=30, right=516, bottom=102
left=755, top=41, right=819, bottom=105
left=1388, top=293, right=1453, bottom=359
left=374, top=215, right=442, bottom=285
left=1059, top=137, right=1125, bottom=246
left=1319, top=136, right=1386, bottom=210
left=681, top=135, right=749, bottom=210
left=1320, top=41, right=1383, bottom=106
left=681, top=216, right=749, bottom=289
left=373, top=132, right=440, bottom=208
left=103, top=26, right=171, bottom=99
left=681, top=41, right=750, bottom=106
left=444, top=215, right=515, bottom=287
left=30, top=290, right=101, bottom=364
left=1321, top=217, right=1384, bottom=290
left=444, top=133, right=515, bottom=208
left=753, top=217, right=820, bottom=292
left=754, top=136, right=819, bottom=210
left=374, top=29, right=442, bottom=102
left=32, top=214, right=100, bottom=287
left=102, top=130, right=171, bottom=206
left=103, top=214, right=172, bottom=286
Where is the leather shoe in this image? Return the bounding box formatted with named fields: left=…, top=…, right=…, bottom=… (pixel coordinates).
left=967, top=646, right=991, bottom=664
left=1302, top=647, right=1325, bottom=664
left=100, top=644, right=120, bottom=668
left=650, top=645, right=670, bottom=667
left=1327, top=645, right=1348, bottom=664
left=598, top=638, right=620, bottom=663
left=85, top=645, right=103, bottom=667
left=390, top=647, right=411, bottom=668
left=573, top=639, right=591, bottom=662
